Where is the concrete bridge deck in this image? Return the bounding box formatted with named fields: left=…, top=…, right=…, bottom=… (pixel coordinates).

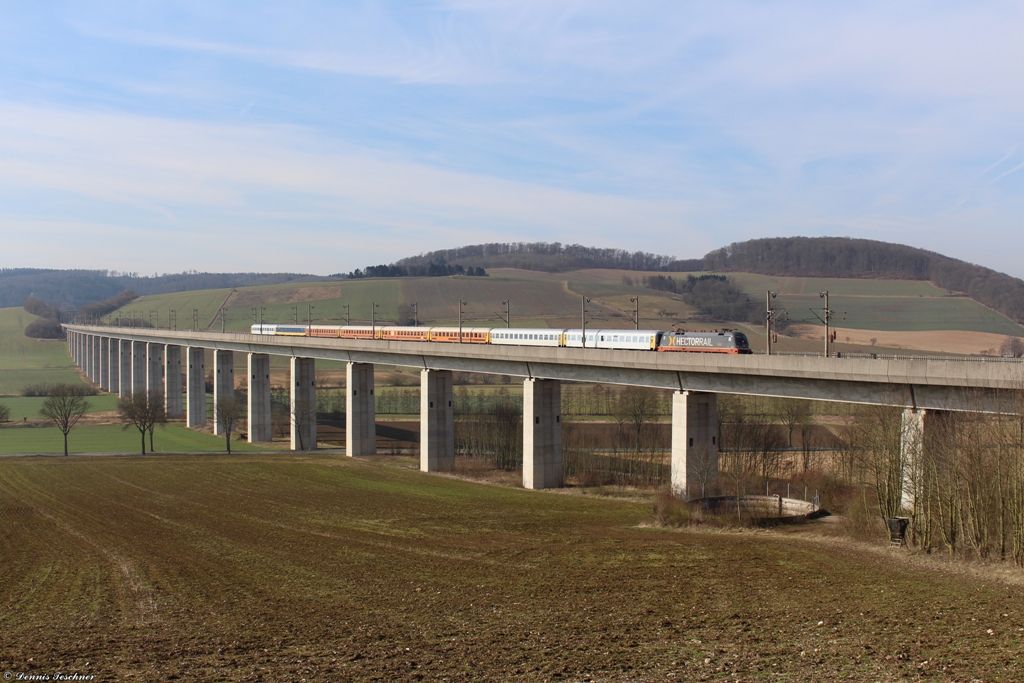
left=65, top=324, right=1024, bottom=412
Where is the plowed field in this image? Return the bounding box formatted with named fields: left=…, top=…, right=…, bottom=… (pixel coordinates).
left=1, top=454, right=1022, bottom=681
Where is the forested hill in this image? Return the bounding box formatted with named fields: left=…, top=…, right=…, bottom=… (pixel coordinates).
left=0, top=269, right=326, bottom=310
left=704, top=237, right=1024, bottom=324
left=392, top=238, right=1024, bottom=324
left=394, top=243, right=703, bottom=273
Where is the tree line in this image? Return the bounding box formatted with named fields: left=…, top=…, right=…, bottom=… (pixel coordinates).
left=344, top=263, right=488, bottom=279
left=392, top=242, right=703, bottom=273
left=0, top=269, right=325, bottom=310
left=22, top=296, right=64, bottom=339
left=625, top=274, right=762, bottom=324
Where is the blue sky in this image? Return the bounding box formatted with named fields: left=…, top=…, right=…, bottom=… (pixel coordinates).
left=1, top=2, right=1022, bottom=276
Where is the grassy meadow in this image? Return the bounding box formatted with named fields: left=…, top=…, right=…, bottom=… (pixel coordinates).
left=0, top=306, right=84, bottom=395
left=0, top=394, right=120, bottom=422
left=0, top=423, right=268, bottom=455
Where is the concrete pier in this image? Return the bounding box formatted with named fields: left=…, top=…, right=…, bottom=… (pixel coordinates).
left=186, top=347, right=206, bottom=427
left=147, top=342, right=165, bottom=397
left=670, top=391, right=718, bottom=499
left=900, top=408, right=948, bottom=512
left=87, top=336, right=97, bottom=381
left=98, top=338, right=109, bottom=391
left=248, top=353, right=272, bottom=443
left=118, top=340, right=131, bottom=398
left=213, top=350, right=234, bottom=436
left=131, top=341, right=147, bottom=395
left=108, top=337, right=119, bottom=395
left=346, top=362, right=375, bottom=457
left=420, top=369, right=454, bottom=472
left=523, top=378, right=562, bottom=489
left=94, top=337, right=102, bottom=383
left=164, top=345, right=183, bottom=418
left=290, top=357, right=316, bottom=450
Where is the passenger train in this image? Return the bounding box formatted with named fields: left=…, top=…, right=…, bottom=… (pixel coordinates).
left=250, top=324, right=751, bottom=354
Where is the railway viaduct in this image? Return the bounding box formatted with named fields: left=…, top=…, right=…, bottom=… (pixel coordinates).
left=65, top=324, right=1024, bottom=499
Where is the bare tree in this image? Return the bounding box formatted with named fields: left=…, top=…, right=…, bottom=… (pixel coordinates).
left=215, top=394, right=243, bottom=454
left=778, top=398, right=811, bottom=448
left=856, top=404, right=906, bottom=521
left=690, top=444, right=717, bottom=499
left=1000, top=336, right=1024, bottom=358
left=617, top=387, right=658, bottom=456
left=40, top=384, right=90, bottom=456
left=271, top=403, right=291, bottom=439
left=0, top=402, right=10, bottom=423
left=117, top=390, right=166, bottom=454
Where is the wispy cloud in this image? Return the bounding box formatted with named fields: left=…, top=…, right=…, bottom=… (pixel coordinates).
left=0, top=2, right=1021, bottom=275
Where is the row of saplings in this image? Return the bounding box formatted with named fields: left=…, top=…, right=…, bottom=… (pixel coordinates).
left=29, top=383, right=245, bottom=456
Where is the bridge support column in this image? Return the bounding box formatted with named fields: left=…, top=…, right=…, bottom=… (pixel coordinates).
left=98, top=338, right=110, bottom=391
left=108, top=338, right=119, bottom=395
left=523, top=379, right=562, bottom=489
left=900, top=409, right=949, bottom=513
left=131, top=341, right=147, bottom=395
left=147, top=342, right=164, bottom=398
left=420, top=369, right=454, bottom=472
left=290, top=357, right=316, bottom=450
left=87, top=336, right=96, bottom=381
left=671, top=391, right=718, bottom=499
left=118, top=340, right=131, bottom=398
left=346, top=362, right=375, bottom=456
left=186, top=347, right=206, bottom=427
left=164, top=345, right=183, bottom=418
left=213, top=350, right=234, bottom=436
left=248, top=353, right=272, bottom=443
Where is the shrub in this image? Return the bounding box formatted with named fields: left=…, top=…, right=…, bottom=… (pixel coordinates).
left=0, top=403, right=10, bottom=423
left=24, top=318, right=64, bottom=339
left=23, top=296, right=59, bottom=319
left=652, top=488, right=700, bottom=527
left=21, top=383, right=96, bottom=397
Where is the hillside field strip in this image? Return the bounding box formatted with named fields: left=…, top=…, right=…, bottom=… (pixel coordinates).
left=100, top=269, right=1024, bottom=341
left=0, top=307, right=84, bottom=395
left=1, top=454, right=1022, bottom=681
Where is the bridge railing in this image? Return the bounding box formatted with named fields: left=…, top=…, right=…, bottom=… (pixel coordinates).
left=767, top=351, right=1024, bottom=363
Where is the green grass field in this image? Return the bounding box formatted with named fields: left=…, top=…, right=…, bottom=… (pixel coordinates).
left=0, top=423, right=267, bottom=454
left=0, top=394, right=119, bottom=421
left=108, top=287, right=234, bottom=329
left=0, top=306, right=86, bottom=395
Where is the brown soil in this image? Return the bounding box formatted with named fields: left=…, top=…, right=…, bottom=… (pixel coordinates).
left=788, top=325, right=1019, bottom=356
left=1, top=454, right=1022, bottom=681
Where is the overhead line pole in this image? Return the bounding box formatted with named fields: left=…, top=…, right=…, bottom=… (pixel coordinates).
left=582, top=296, right=591, bottom=348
